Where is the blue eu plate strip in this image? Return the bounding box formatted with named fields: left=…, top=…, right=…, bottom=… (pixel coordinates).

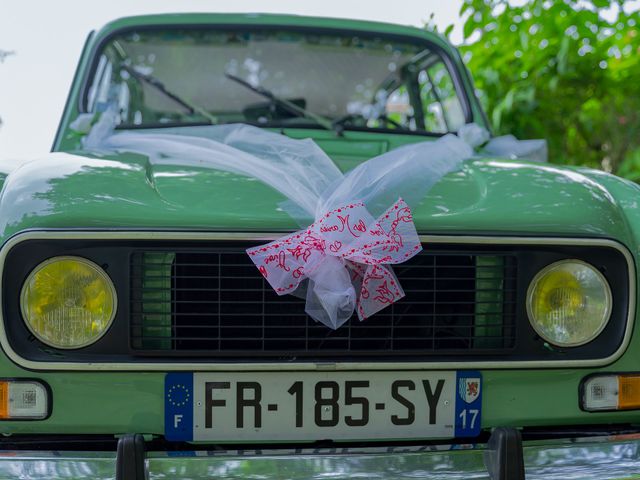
left=454, top=370, right=483, bottom=437
left=165, top=372, right=194, bottom=441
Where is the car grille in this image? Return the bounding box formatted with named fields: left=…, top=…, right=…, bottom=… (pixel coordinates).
left=130, top=244, right=518, bottom=357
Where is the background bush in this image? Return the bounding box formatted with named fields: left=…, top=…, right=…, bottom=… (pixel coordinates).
left=454, top=0, right=640, bottom=177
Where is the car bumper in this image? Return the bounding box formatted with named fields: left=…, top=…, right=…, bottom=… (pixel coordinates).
left=2, top=432, right=640, bottom=480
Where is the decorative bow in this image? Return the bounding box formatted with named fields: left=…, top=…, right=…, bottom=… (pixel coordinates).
left=247, top=198, right=422, bottom=328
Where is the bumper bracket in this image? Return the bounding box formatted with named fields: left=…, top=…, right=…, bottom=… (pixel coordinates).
left=485, top=427, right=525, bottom=480
left=116, top=434, right=145, bottom=480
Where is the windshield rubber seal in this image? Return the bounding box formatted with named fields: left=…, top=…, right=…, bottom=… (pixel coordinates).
left=112, top=120, right=447, bottom=137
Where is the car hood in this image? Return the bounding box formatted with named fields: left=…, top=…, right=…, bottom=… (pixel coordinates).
left=0, top=149, right=633, bottom=245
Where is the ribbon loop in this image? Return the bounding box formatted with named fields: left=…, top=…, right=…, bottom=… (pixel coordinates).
left=247, top=198, right=422, bottom=329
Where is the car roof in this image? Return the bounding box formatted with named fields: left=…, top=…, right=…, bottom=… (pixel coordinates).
left=93, top=12, right=454, bottom=51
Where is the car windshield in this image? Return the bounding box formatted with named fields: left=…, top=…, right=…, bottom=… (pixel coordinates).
left=86, top=28, right=468, bottom=134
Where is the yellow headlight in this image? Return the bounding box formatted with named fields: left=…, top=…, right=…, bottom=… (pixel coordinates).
left=527, top=259, right=612, bottom=347
left=20, top=257, right=117, bottom=349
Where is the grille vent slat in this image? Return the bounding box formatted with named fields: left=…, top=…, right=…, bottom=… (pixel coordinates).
left=130, top=246, right=518, bottom=356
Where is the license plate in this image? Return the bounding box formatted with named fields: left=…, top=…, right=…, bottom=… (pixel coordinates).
left=165, top=371, right=482, bottom=442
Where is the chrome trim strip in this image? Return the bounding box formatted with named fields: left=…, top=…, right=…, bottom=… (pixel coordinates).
left=0, top=230, right=635, bottom=372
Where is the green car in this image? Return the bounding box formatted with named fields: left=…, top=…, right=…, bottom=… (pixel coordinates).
left=2, top=12, right=640, bottom=480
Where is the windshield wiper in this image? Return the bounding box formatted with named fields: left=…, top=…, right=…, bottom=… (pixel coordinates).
left=122, top=65, right=218, bottom=125
left=224, top=72, right=336, bottom=134
left=331, top=113, right=411, bottom=133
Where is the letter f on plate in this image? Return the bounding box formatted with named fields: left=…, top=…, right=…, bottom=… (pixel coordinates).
left=174, top=414, right=183, bottom=428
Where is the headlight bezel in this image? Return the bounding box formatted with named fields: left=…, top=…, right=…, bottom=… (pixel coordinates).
left=19, top=255, right=118, bottom=350
left=526, top=258, right=613, bottom=348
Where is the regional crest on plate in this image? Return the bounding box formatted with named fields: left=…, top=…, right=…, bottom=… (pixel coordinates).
left=458, top=377, right=481, bottom=404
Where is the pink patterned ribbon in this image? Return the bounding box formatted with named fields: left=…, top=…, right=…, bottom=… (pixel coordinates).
left=247, top=198, right=422, bottom=323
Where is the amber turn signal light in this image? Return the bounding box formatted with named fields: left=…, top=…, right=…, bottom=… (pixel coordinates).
left=0, top=380, right=49, bottom=420
left=581, top=374, right=640, bottom=412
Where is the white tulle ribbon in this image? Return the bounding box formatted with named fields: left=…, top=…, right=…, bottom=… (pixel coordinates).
left=81, top=109, right=546, bottom=330
left=247, top=198, right=421, bottom=329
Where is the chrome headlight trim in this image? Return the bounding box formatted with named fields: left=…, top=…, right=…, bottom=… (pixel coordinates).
left=526, top=259, right=613, bottom=348
left=20, top=255, right=118, bottom=350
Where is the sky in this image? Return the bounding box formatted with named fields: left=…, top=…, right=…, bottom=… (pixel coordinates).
left=0, top=0, right=463, bottom=165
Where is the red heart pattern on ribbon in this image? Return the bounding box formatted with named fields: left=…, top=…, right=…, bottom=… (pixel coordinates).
left=247, top=198, right=422, bottom=323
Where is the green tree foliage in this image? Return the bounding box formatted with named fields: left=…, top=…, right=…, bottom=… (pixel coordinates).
left=459, top=0, right=640, bottom=176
